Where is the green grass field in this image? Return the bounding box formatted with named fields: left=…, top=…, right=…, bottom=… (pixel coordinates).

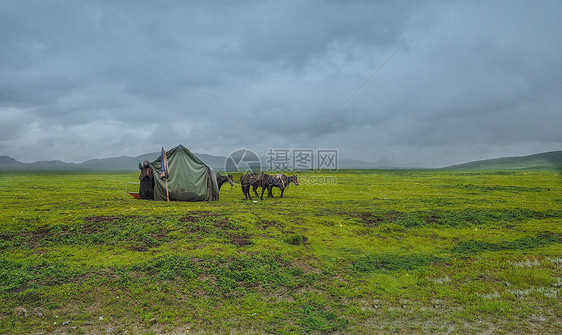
left=0, top=170, right=561, bottom=334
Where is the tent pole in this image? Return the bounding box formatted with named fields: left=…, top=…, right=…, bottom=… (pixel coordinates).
left=166, top=178, right=170, bottom=202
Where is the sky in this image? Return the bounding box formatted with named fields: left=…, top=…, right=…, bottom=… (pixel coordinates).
left=1, top=0, right=561, bottom=167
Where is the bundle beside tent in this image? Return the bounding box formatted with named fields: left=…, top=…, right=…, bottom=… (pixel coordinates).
left=150, top=145, right=219, bottom=201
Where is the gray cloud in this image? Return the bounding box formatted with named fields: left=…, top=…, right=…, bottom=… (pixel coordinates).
left=0, top=1, right=560, bottom=166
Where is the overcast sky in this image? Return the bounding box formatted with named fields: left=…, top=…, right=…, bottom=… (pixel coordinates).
left=1, top=1, right=561, bottom=167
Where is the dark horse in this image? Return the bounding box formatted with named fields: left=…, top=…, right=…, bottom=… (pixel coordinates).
left=262, top=174, right=299, bottom=198
left=240, top=173, right=261, bottom=200
left=216, top=173, right=234, bottom=190
left=278, top=174, right=299, bottom=198
left=285, top=174, right=299, bottom=187
left=260, top=173, right=287, bottom=200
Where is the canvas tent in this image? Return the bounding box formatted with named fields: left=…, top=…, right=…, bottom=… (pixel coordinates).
left=150, top=145, right=219, bottom=201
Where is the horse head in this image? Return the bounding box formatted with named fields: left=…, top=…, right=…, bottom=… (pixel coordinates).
left=290, top=174, right=299, bottom=186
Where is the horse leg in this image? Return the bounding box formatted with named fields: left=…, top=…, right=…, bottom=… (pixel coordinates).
left=267, top=185, right=274, bottom=197
left=280, top=188, right=284, bottom=198
left=253, top=185, right=259, bottom=197
left=260, top=185, right=266, bottom=200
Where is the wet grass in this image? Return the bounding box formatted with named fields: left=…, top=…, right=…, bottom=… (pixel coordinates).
left=0, top=170, right=560, bottom=333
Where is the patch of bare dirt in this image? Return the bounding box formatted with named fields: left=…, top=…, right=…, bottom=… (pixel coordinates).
left=359, top=212, right=400, bottom=225
left=0, top=227, right=51, bottom=248
left=126, top=245, right=149, bottom=252
left=291, top=259, right=322, bottom=274
left=215, top=218, right=229, bottom=228
left=226, top=232, right=252, bottom=247
left=259, top=220, right=278, bottom=229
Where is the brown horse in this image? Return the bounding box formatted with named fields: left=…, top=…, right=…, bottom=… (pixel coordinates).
left=260, top=173, right=287, bottom=200
left=276, top=174, right=298, bottom=198
left=240, top=173, right=261, bottom=200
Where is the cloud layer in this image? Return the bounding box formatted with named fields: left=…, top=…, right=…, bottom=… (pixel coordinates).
left=1, top=1, right=561, bottom=166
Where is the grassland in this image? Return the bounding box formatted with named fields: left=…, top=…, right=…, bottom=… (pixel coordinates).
left=0, top=170, right=561, bottom=334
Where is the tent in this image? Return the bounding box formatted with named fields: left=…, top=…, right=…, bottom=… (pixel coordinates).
left=150, top=145, right=219, bottom=201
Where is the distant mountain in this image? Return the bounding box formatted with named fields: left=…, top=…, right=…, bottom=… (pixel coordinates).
left=0, top=156, right=24, bottom=169
left=444, top=151, right=562, bottom=171
left=27, top=160, right=80, bottom=171
left=0, top=152, right=229, bottom=172
left=3, top=150, right=559, bottom=172
left=0, top=152, right=394, bottom=172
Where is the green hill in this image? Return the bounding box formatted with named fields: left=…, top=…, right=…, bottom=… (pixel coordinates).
left=445, top=150, right=562, bottom=170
